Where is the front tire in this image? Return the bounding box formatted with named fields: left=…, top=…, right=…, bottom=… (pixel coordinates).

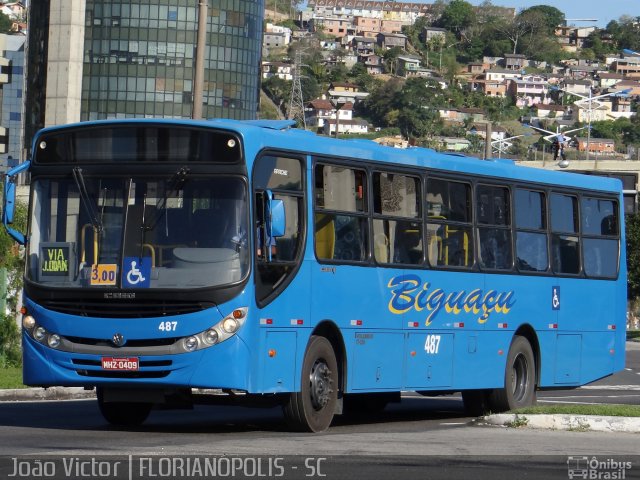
left=283, top=336, right=338, bottom=432
left=97, top=387, right=152, bottom=426
left=489, top=335, right=537, bottom=412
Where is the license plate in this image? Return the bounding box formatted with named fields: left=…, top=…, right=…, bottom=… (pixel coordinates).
left=101, top=357, right=139, bottom=371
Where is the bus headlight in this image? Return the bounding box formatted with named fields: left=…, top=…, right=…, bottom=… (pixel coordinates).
left=183, top=336, right=199, bottom=352
left=47, top=334, right=61, bottom=349
left=183, top=307, right=248, bottom=352
left=23, top=315, right=36, bottom=330
left=222, top=317, right=239, bottom=334
left=34, top=326, right=47, bottom=342
left=204, top=328, right=219, bottom=345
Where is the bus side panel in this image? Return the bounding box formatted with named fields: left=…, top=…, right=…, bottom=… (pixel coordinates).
left=349, top=331, right=404, bottom=390
left=405, top=332, right=454, bottom=388
left=556, top=279, right=621, bottom=385
left=311, top=265, right=404, bottom=394
left=254, top=261, right=311, bottom=393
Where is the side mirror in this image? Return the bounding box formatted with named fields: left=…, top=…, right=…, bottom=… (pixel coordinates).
left=2, top=161, right=30, bottom=245
left=265, top=190, right=285, bottom=262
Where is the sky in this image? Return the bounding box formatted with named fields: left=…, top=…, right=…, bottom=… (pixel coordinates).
left=464, top=0, right=637, bottom=27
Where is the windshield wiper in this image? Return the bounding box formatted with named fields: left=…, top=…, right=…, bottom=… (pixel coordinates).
left=72, top=167, right=103, bottom=233
left=143, top=166, right=190, bottom=232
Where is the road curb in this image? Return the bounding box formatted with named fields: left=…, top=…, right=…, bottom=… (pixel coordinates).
left=481, top=413, right=640, bottom=433
left=0, top=387, right=95, bottom=402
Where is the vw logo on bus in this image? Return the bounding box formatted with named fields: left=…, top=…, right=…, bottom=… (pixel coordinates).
left=112, top=333, right=125, bottom=347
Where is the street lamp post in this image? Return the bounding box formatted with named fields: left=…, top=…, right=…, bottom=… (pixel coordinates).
left=549, top=86, right=632, bottom=164
left=490, top=133, right=531, bottom=159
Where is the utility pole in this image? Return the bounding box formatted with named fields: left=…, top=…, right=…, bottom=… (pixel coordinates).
left=287, top=50, right=306, bottom=129
left=484, top=122, right=492, bottom=160
left=192, top=0, right=208, bottom=120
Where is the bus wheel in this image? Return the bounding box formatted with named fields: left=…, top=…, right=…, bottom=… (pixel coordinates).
left=97, top=388, right=152, bottom=426
left=461, top=390, right=491, bottom=417
left=283, top=335, right=338, bottom=432
left=489, top=336, right=537, bottom=412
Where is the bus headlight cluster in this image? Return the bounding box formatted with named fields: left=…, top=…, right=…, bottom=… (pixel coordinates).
left=181, top=307, right=247, bottom=352
left=22, top=315, right=63, bottom=350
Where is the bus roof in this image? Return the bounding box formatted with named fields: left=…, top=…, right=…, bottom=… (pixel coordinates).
left=34, top=118, right=622, bottom=194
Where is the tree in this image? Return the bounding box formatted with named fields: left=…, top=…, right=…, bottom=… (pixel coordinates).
left=361, top=77, right=404, bottom=127
left=493, top=9, right=544, bottom=54
left=0, top=12, right=12, bottom=34
left=627, top=213, right=640, bottom=301
left=262, top=76, right=291, bottom=115
left=382, top=46, right=404, bottom=75
left=519, top=5, right=565, bottom=34
left=437, top=0, right=476, bottom=35
left=396, top=77, right=445, bottom=139
left=0, top=191, right=26, bottom=368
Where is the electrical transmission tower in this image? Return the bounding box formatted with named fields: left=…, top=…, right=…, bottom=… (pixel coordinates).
left=287, top=51, right=306, bottom=129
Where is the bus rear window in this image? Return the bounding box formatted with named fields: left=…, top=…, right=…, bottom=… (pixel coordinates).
left=34, top=125, right=242, bottom=164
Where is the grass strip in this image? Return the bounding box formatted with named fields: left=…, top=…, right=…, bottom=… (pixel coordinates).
left=513, top=404, right=640, bottom=417
left=0, top=366, right=25, bottom=389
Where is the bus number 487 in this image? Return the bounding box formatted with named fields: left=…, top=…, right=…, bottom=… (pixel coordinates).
left=424, top=335, right=441, bottom=354
left=158, top=321, right=177, bottom=332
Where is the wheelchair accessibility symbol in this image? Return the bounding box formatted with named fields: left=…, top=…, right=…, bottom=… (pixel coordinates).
left=552, top=286, right=560, bottom=311
left=122, top=257, right=151, bottom=288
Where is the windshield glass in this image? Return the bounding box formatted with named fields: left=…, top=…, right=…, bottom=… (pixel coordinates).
left=27, top=175, right=249, bottom=289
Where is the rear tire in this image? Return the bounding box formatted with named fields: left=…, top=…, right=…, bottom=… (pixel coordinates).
left=97, top=387, right=152, bottom=426
left=283, top=336, right=338, bottom=432
left=488, top=335, right=537, bottom=412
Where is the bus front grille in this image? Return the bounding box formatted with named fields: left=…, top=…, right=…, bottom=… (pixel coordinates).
left=75, top=370, right=171, bottom=379
left=39, top=299, right=214, bottom=318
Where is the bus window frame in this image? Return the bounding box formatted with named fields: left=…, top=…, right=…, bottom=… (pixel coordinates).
left=475, top=182, right=515, bottom=272
left=252, top=150, right=307, bottom=307
left=312, top=158, right=371, bottom=266
left=513, top=187, right=550, bottom=275
left=424, top=174, right=476, bottom=271
left=371, top=169, right=424, bottom=267
left=579, top=194, right=620, bottom=280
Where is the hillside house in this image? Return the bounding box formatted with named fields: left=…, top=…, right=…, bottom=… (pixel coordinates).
left=507, top=75, right=549, bottom=107
left=503, top=53, right=527, bottom=71
left=612, top=57, right=640, bottom=78
left=323, top=118, right=369, bottom=136
left=574, top=137, right=616, bottom=154
left=376, top=32, right=407, bottom=50
left=261, top=62, right=293, bottom=81
left=306, top=98, right=336, bottom=131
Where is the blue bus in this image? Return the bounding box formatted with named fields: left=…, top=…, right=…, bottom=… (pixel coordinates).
left=3, top=119, right=626, bottom=432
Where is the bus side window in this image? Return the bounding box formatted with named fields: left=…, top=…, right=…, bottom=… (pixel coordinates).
left=515, top=189, right=548, bottom=273
left=550, top=193, right=580, bottom=275
left=581, top=197, right=619, bottom=279
left=477, top=185, right=512, bottom=270
left=426, top=178, right=473, bottom=268
left=372, top=171, right=422, bottom=265
left=314, top=163, right=369, bottom=263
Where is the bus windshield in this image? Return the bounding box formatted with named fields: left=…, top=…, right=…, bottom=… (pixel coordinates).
left=27, top=174, right=249, bottom=290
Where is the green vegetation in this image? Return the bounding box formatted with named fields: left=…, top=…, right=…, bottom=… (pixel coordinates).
left=0, top=314, right=21, bottom=368
left=627, top=213, right=640, bottom=301
left=0, top=12, right=13, bottom=34
left=505, top=415, right=529, bottom=428
left=628, top=330, right=640, bottom=341
left=0, top=366, right=24, bottom=389
left=513, top=404, right=640, bottom=417
left=0, top=186, right=27, bottom=368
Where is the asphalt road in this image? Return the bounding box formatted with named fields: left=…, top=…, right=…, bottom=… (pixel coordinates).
left=0, top=343, right=637, bottom=480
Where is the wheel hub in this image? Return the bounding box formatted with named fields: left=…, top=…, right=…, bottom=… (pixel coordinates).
left=309, top=359, right=333, bottom=410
